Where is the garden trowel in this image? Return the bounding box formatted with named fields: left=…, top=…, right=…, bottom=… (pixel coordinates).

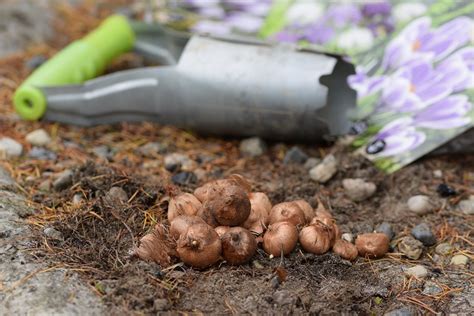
left=14, top=15, right=355, bottom=142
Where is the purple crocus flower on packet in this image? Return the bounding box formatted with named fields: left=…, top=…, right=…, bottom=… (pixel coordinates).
left=382, top=17, right=473, bottom=70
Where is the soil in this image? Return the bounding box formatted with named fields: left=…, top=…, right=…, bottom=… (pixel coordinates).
left=0, top=2, right=473, bottom=315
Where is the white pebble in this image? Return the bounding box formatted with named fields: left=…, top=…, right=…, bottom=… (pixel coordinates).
left=450, top=254, right=469, bottom=266
left=458, top=197, right=474, bottom=215
left=407, top=195, right=434, bottom=215
left=239, top=137, right=266, bottom=157
left=25, top=129, right=51, bottom=146
left=433, top=170, right=443, bottom=178
left=0, top=137, right=23, bottom=158
left=309, top=154, right=338, bottom=183
left=342, top=178, right=377, bottom=202
left=341, top=233, right=354, bottom=243
left=404, top=265, right=428, bottom=278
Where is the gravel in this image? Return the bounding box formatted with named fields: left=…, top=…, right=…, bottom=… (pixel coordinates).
left=309, top=154, right=338, bottom=183
left=435, top=242, right=453, bottom=256
left=172, top=171, right=197, bottom=185
left=342, top=178, right=377, bottom=202
left=375, top=222, right=395, bottom=240
left=303, top=157, right=320, bottom=169
left=283, top=146, right=308, bottom=164
left=25, top=128, right=51, bottom=146
left=450, top=254, right=469, bottom=266
left=105, top=186, right=129, bottom=204
left=29, top=147, right=57, bottom=160
left=43, top=227, right=63, bottom=240
left=398, top=236, right=424, bottom=260
left=164, top=153, right=196, bottom=172
left=411, top=223, right=436, bottom=246
left=53, top=169, right=73, bottom=191
left=404, top=265, right=428, bottom=278
left=0, top=137, right=23, bottom=158
left=239, top=137, right=266, bottom=157
left=458, top=196, right=474, bottom=215
left=407, top=195, right=435, bottom=215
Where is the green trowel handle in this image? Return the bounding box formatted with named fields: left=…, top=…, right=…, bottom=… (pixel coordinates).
left=14, top=15, right=135, bottom=121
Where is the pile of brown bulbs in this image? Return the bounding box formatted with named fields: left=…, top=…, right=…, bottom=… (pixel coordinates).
left=138, top=174, right=389, bottom=269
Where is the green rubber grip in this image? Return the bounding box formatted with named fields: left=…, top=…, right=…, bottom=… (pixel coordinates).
left=14, top=15, right=135, bottom=120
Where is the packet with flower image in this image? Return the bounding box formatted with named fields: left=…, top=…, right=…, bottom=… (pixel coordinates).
left=150, top=0, right=473, bottom=172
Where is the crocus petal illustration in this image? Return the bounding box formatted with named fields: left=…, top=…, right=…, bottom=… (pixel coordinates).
left=376, top=128, right=426, bottom=157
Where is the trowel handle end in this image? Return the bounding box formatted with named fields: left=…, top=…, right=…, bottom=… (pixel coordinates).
left=14, top=15, right=135, bottom=120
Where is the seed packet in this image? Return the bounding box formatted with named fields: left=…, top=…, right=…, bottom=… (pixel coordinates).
left=150, top=0, right=473, bottom=172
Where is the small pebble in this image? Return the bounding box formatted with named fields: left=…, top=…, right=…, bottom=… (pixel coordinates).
left=375, top=222, right=395, bottom=240
left=272, top=290, right=296, bottom=306
left=29, top=147, right=57, bottom=160
left=283, top=146, right=308, bottom=164
left=193, top=168, right=207, bottom=181
left=43, top=227, right=63, bottom=240
left=422, top=281, right=443, bottom=295
left=404, top=265, right=428, bottom=278
left=435, top=243, right=453, bottom=256
left=136, top=142, right=166, bottom=158
left=433, top=170, right=443, bottom=178
left=398, top=236, right=424, bottom=260
left=303, top=157, right=320, bottom=169
left=341, top=233, right=354, bottom=243
left=72, top=194, right=83, bottom=206
left=92, top=145, right=113, bottom=160
left=436, top=183, right=456, bottom=197
left=407, top=195, right=434, bottom=215
left=309, top=154, right=338, bottom=183
left=458, top=197, right=474, bottom=215
left=384, top=307, right=413, bottom=316
left=153, top=298, right=170, bottom=311
left=25, top=129, right=51, bottom=146
left=172, top=172, right=197, bottom=185
left=25, top=54, right=47, bottom=69
left=411, top=223, right=436, bottom=246
left=450, top=254, right=469, bottom=266
left=0, top=137, right=23, bottom=158
left=164, top=153, right=195, bottom=172
left=342, top=178, right=376, bottom=202
left=239, top=137, right=266, bottom=157
left=38, top=179, right=51, bottom=192
left=105, top=187, right=128, bottom=204
left=53, top=169, right=73, bottom=191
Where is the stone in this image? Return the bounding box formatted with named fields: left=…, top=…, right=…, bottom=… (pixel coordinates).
left=105, top=187, right=128, bottom=204
left=341, top=233, right=354, bottom=243
left=172, top=172, right=197, bottom=185
left=384, top=307, right=413, bottom=316
left=29, top=147, right=57, bottom=160
left=407, top=195, right=435, bottom=215
left=375, top=222, right=395, bottom=240
left=435, top=242, right=453, bottom=256
left=411, top=223, right=436, bottom=246
left=304, top=157, right=320, bottom=169
left=283, top=146, right=308, bottom=164
left=458, top=197, right=474, bottom=215
left=25, top=54, right=47, bottom=69
left=92, top=145, right=113, bottom=160
left=433, top=170, right=443, bottom=178
left=450, top=254, right=468, bottom=266
left=398, top=236, right=424, bottom=260
left=0, top=137, right=23, bottom=158
left=342, top=178, right=377, bottom=202
left=72, top=194, right=83, bottom=206
left=404, top=265, right=428, bottom=278
left=43, top=227, right=63, bottom=240
left=309, top=154, right=338, bottom=183
left=53, top=169, right=73, bottom=191
left=136, top=142, right=166, bottom=158
left=272, top=290, right=296, bottom=306
left=164, top=153, right=196, bottom=172
left=239, top=137, right=266, bottom=157
left=193, top=168, right=207, bottom=181
left=25, top=129, right=51, bottom=146
left=153, top=298, right=170, bottom=311
left=0, top=166, right=14, bottom=189
left=422, top=281, right=442, bottom=295
left=38, top=179, right=51, bottom=192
